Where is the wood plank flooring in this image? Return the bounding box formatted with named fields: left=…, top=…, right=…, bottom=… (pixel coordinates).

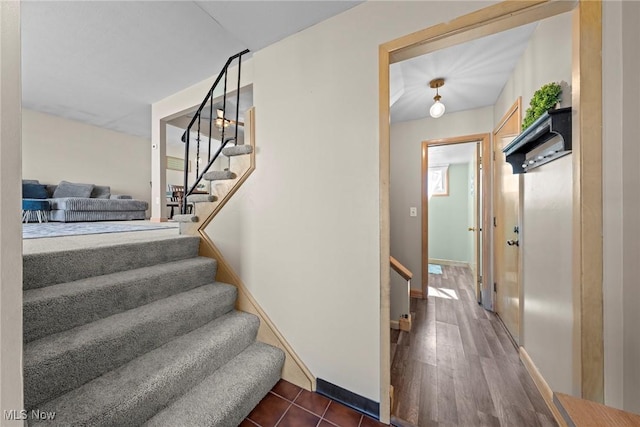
left=390, top=265, right=556, bottom=427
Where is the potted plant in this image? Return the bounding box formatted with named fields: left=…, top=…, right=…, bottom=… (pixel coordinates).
left=522, top=82, right=562, bottom=130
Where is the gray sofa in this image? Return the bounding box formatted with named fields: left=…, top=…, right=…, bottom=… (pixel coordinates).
left=24, top=180, right=148, bottom=222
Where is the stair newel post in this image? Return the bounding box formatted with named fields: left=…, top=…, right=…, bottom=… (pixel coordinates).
left=182, top=128, right=190, bottom=215
left=234, top=54, right=242, bottom=146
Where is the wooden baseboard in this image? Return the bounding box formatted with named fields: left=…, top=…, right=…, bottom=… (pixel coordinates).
left=410, top=289, right=424, bottom=299
left=428, top=258, right=470, bottom=268
left=519, top=347, right=568, bottom=427
left=399, top=314, right=412, bottom=332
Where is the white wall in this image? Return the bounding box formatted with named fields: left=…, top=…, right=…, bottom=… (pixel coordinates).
left=0, top=1, right=24, bottom=421
left=493, top=12, right=574, bottom=394
left=22, top=109, right=151, bottom=208
left=157, top=1, right=499, bottom=402
left=390, top=107, right=493, bottom=293
left=605, top=0, right=640, bottom=413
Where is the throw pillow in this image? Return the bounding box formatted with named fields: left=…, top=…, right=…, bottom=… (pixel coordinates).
left=22, top=183, right=48, bottom=199
left=91, top=185, right=111, bottom=199
left=52, top=181, right=94, bottom=198
left=22, top=179, right=40, bottom=185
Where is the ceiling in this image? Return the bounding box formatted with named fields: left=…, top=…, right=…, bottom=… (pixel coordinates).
left=21, top=1, right=363, bottom=139
left=390, top=23, right=537, bottom=123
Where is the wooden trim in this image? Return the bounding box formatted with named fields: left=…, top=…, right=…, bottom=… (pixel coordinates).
left=378, top=43, right=392, bottom=424
left=390, top=320, right=400, bottom=330
left=494, top=97, right=522, bottom=136
left=410, top=289, right=424, bottom=299
left=421, top=142, right=428, bottom=298
left=554, top=392, right=640, bottom=427
left=390, top=256, right=412, bottom=281
left=385, top=1, right=575, bottom=64
left=380, top=1, right=602, bottom=421
left=572, top=0, right=603, bottom=402
left=520, top=348, right=569, bottom=427
left=421, top=133, right=490, bottom=302
left=180, top=108, right=316, bottom=392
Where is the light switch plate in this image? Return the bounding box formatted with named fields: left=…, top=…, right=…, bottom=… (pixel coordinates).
left=410, top=207, right=417, bottom=217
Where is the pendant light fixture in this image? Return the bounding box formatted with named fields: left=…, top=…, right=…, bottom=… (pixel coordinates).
left=429, top=78, right=446, bottom=118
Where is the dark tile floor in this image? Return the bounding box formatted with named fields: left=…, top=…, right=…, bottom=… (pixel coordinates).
left=243, top=379, right=386, bottom=427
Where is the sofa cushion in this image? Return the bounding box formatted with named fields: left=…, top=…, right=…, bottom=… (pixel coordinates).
left=22, top=183, right=48, bottom=199
left=52, top=181, right=94, bottom=198
left=90, top=185, right=111, bottom=199
left=47, top=198, right=148, bottom=212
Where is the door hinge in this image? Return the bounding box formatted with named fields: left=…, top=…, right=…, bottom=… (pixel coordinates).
left=479, top=275, right=483, bottom=284
left=493, top=151, right=496, bottom=161
left=493, top=282, right=497, bottom=292
left=493, top=217, right=497, bottom=227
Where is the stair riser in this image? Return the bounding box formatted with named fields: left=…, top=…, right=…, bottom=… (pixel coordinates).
left=23, top=236, right=201, bottom=290
left=145, top=342, right=284, bottom=427
left=31, top=312, right=260, bottom=426
left=24, top=258, right=218, bottom=343
left=24, top=284, right=236, bottom=409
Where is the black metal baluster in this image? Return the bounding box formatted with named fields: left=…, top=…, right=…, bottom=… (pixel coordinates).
left=221, top=69, right=229, bottom=170
left=196, top=114, right=201, bottom=178
left=235, top=55, right=242, bottom=146
left=208, top=89, right=213, bottom=164
left=182, top=128, right=190, bottom=215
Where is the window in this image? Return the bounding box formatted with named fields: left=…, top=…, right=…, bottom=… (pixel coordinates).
left=428, top=165, right=449, bottom=197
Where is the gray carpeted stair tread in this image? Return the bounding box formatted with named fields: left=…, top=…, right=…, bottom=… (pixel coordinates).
left=222, top=144, right=253, bottom=157
left=24, top=257, right=218, bottom=343
left=145, top=341, right=284, bottom=427
left=203, top=170, right=236, bottom=181
left=31, top=311, right=260, bottom=427
left=186, top=194, right=217, bottom=203
left=23, top=235, right=200, bottom=290
left=172, top=214, right=198, bottom=222
left=24, top=282, right=237, bottom=410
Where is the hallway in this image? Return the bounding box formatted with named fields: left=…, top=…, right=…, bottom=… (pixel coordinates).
left=390, top=265, right=556, bottom=426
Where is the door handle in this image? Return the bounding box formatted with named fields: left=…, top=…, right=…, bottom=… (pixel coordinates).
left=507, top=239, right=519, bottom=247
left=468, top=227, right=476, bottom=231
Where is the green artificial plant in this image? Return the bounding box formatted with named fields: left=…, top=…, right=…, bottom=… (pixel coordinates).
left=522, top=82, right=562, bottom=131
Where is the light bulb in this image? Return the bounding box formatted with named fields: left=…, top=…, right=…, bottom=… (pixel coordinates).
left=430, top=100, right=446, bottom=118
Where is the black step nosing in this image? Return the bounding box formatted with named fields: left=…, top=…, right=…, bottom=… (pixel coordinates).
left=23, top=257, right=218, bottom=301
left=31, top=311, right=259, bottom=419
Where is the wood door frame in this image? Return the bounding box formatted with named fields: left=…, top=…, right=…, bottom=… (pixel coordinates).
left=379, top=1, right=603, bottom=421
left=421, top=134, right=490, bottom=303
left=492, top=98, right=523, bottom=343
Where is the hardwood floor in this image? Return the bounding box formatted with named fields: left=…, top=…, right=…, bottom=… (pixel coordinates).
left=390, top=265, right=556, bottom=427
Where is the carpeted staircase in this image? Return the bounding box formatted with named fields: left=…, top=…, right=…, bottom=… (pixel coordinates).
left=23, top=234, right=284, bottom=426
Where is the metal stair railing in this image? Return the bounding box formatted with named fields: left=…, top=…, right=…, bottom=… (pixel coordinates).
left=180, top=49, right=249, bottom=214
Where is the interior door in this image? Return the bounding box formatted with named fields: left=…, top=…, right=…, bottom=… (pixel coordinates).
left=493, top=100, right=521, bottom=343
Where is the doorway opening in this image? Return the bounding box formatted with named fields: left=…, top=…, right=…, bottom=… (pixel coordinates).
left=381, top=1, right=603, bottom=424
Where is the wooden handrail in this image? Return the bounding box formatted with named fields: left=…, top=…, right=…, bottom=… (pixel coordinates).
left=390, top=256, right=412, bottom=281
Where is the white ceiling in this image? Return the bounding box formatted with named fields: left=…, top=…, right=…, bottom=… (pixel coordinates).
left=390, top=23, right=537, bottom=123
left=429, top=142, right=477, bottom=166
left=21, top=1, right=363, bottom=139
